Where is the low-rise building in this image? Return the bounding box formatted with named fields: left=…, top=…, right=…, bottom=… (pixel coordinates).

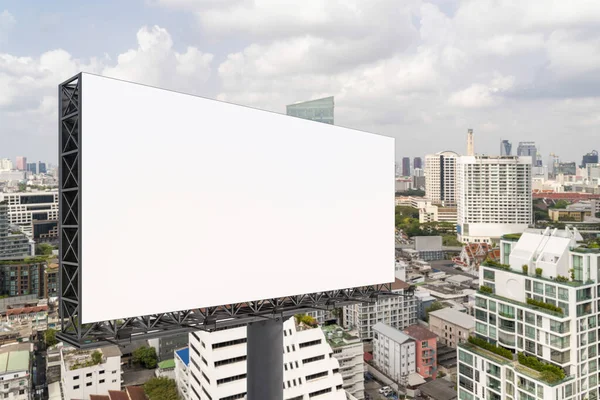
left=60, top=345, right=122, bottom=400
left=548, top=208, right=590, bottom=222
left=428, top=308, right=475, bottom=348
left=0, top=343, right=32, bottom=400
left=373, top=322, right=416, bottom=382
left=322, top=324, right=364, bottom=399
left=403, top=325, right=437, bottom=379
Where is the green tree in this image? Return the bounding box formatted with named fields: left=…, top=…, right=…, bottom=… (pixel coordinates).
left=424, top=301, right=445, bottom=321
left=35, top=243, right=54, bottom=256
left=553, top=200, right=569, bottom=209
left=91, top=350, right=103, bottom=365
left=442, top=235, right=462, bottom=246
left=144, top=377, right=180, bottom=400
left=44, top=328, right=58, bottom=347
left=133, top=346, right=158, bottom=369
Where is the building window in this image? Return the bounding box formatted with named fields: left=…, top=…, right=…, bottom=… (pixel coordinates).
left=86, top=382, right=92, bottom=387
left=73, top=385, right=79, bottom=389
left=73, top=376, right=79, bottom=380
left=99, top=379, right=105, bottom=384
left=86, top=373, right=92, bottom=377
left=99, top=370, right=104, bottom=375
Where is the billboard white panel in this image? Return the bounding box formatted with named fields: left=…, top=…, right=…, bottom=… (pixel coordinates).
left=80, top=73, right=394, bottom=323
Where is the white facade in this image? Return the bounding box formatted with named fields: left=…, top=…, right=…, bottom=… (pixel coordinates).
left=0, top=192, right=58, bottom=237
left=323, top=325, right=364, bottom=399
left=456, top=155, right=532, bottom=244
left=345, top=280, right=417, bottom=339
left=373, top=323, right=416, bottom=381
left=175, top=348, right=191, bottom=400
left=0, top=159, right=13, bottom=171
left=188, top=318, right=346, bottom=400
left=60, top=345, right=122, bottom=400
left=0, top=344, right=32, bottom=400
left=459, top=228, right=600, bottom=400
left=419, top=204, right=457, bottom=224
left=425, top=151, right=459, bottom=206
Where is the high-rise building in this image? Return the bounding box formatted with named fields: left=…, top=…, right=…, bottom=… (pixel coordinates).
left=582, top=150, right=599, bottom=168
left=286, top=96, right=334, bottom=125
left=556, top=162, right=577, bottom=176
left=456, top=155, right=532, bottom=244
left=424, top=151, right=459, bottom=206
left=188, top=317, right=347, bottom=400
left=0, top=192, right=59, bottom=239
left=0, top=159, right=13, bottom=171
left=344, top=279, right=417, bottom=339
left=38, top=162, right=47, bottom=174
left=414, top=157, right=423, bottom=170
left=0, top=202, right=33, bottom=261
left=467, top=129, right=474, bottom=156
left=26, top=163, right=37, bottom=175
left=500, top=140, right=512, bottom=156
left=15, top=157, right=26, bottom=171
left=458, top=228, right=598, bottom=400
left=517, top=142, right=537, bottom=166
left=402, top=157, right=411, bottom=177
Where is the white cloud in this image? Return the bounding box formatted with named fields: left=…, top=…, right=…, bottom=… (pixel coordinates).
left=448, top=73, right=515, bottom=108
left=102, top=26, right=214, bottom=92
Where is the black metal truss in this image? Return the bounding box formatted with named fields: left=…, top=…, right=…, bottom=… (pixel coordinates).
left=59, top=284, right=405, bottom=349
left=57, top=73, right=410, bottom=349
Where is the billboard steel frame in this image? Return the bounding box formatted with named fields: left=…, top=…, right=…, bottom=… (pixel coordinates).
left=57, top=73, right=404, bottom=349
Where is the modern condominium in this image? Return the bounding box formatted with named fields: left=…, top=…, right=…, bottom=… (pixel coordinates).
left=344, top=279, right=417, bottom=340
left=0, top=191, right=59, bottom=239
left=286, top=96, right=334, bottom=125
left=425, top=151, right=459, bottom=206
left=458, top=227, right=598, bottom=400
left=188, top=317, right=348, bottom=400
left=456, top=155, right=532, bottom=244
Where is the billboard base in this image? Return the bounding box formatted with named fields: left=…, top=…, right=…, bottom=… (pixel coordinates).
left=247, top=317, right=285, bottom=400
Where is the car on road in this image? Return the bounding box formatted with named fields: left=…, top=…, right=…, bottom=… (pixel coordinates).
left=379, top=386, right=391, bottom=394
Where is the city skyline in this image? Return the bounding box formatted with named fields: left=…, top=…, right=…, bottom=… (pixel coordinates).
left=3, top=1, right=600, bottom=162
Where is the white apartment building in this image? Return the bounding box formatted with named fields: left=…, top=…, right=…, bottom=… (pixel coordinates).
left=322, top=324, right=364, bottom=399
left=175, top=348, right=191, bottom=400
left=0, top=159, right=13, bottom=171
left=0, top=343, right=32, bottom=400
left=373, top=322, right=416, bottom=382
left=456, top=155, right=532, bottom=244
left=0, top=192, right=59, bottom=238
left=344, top=279, right=417, bottom=340
left=60, top=345, right=122, bottom=400
left=458, top=227, right=600, bottom=400
left=425, top=151, right=459, bottom=206
left=189, top=317, right=346, bottom=400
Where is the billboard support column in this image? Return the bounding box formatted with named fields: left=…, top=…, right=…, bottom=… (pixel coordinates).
left=247, top=317, right=284, bottom=400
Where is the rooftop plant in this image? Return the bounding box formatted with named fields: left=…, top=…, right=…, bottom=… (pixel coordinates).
left=468, top=336, right=512, bottom=360
left=526, top=298, right=563, bottom=314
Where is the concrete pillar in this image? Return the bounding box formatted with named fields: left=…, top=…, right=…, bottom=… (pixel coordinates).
left=247, top=317, right=283, bottom=400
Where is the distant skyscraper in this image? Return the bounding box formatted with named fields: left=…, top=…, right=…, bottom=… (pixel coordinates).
left=26, top=163, right=37, bottom=174
left=402, top=157, right=411, bottom=176
left=456, top=155, right=532, bottom=243
left=425, top=151, right=459, bottom=205
left=582, top=150, right=598, bottom=167
left=38, top=162, right=47, bottom=174
left=517, top=142, right=537, bottom=166
left=15, top=157, right=26, bottom=171
left=466, top=129, right=474, bottom=156
left=0, top=159, right=12, bottom=171
left=286, top=96, right=334, bottom=125
left=413, top=157, right=422, bottom=170
left=500, top=139, right=512, bottom=156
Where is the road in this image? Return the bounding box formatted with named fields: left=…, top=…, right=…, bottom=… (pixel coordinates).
left=33, top=333, right=48, bottom=400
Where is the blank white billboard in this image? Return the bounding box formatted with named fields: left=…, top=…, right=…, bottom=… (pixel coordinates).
left=80, top=73, right=394, bottom=323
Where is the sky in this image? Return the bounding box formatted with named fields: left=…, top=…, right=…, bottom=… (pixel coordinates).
left=2, top=0, right=600, bottom=165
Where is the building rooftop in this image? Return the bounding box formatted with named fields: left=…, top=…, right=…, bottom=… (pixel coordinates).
left=175, top=348, right=189, bottom=367
left=126, top=386, right=148, bottom=400
left=428, top=308, right=476, bottom=329
left=158, top=359, right=175, bottom=369
left=0, top=350, right=29, bottom=374
left=391, top=278, right=410, bottom=291
left=321, top=324, right=360, bottom=348
left=419, top=378, right=458, bottom=400
left=403, top=324, right=437, bottom=341
left=62, top=345, right=121, bottom=371
left=108, top=391, right=130, bottom=400
left=373, top=322, right=413, bottom=344
left=446, top=275, right=472, bottom=285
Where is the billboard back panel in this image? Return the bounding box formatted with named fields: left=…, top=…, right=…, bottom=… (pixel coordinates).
left=79, top=73, right=394, bottom=323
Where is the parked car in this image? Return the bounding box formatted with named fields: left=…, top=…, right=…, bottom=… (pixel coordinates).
left=379, top=386, right=391, bottom=394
